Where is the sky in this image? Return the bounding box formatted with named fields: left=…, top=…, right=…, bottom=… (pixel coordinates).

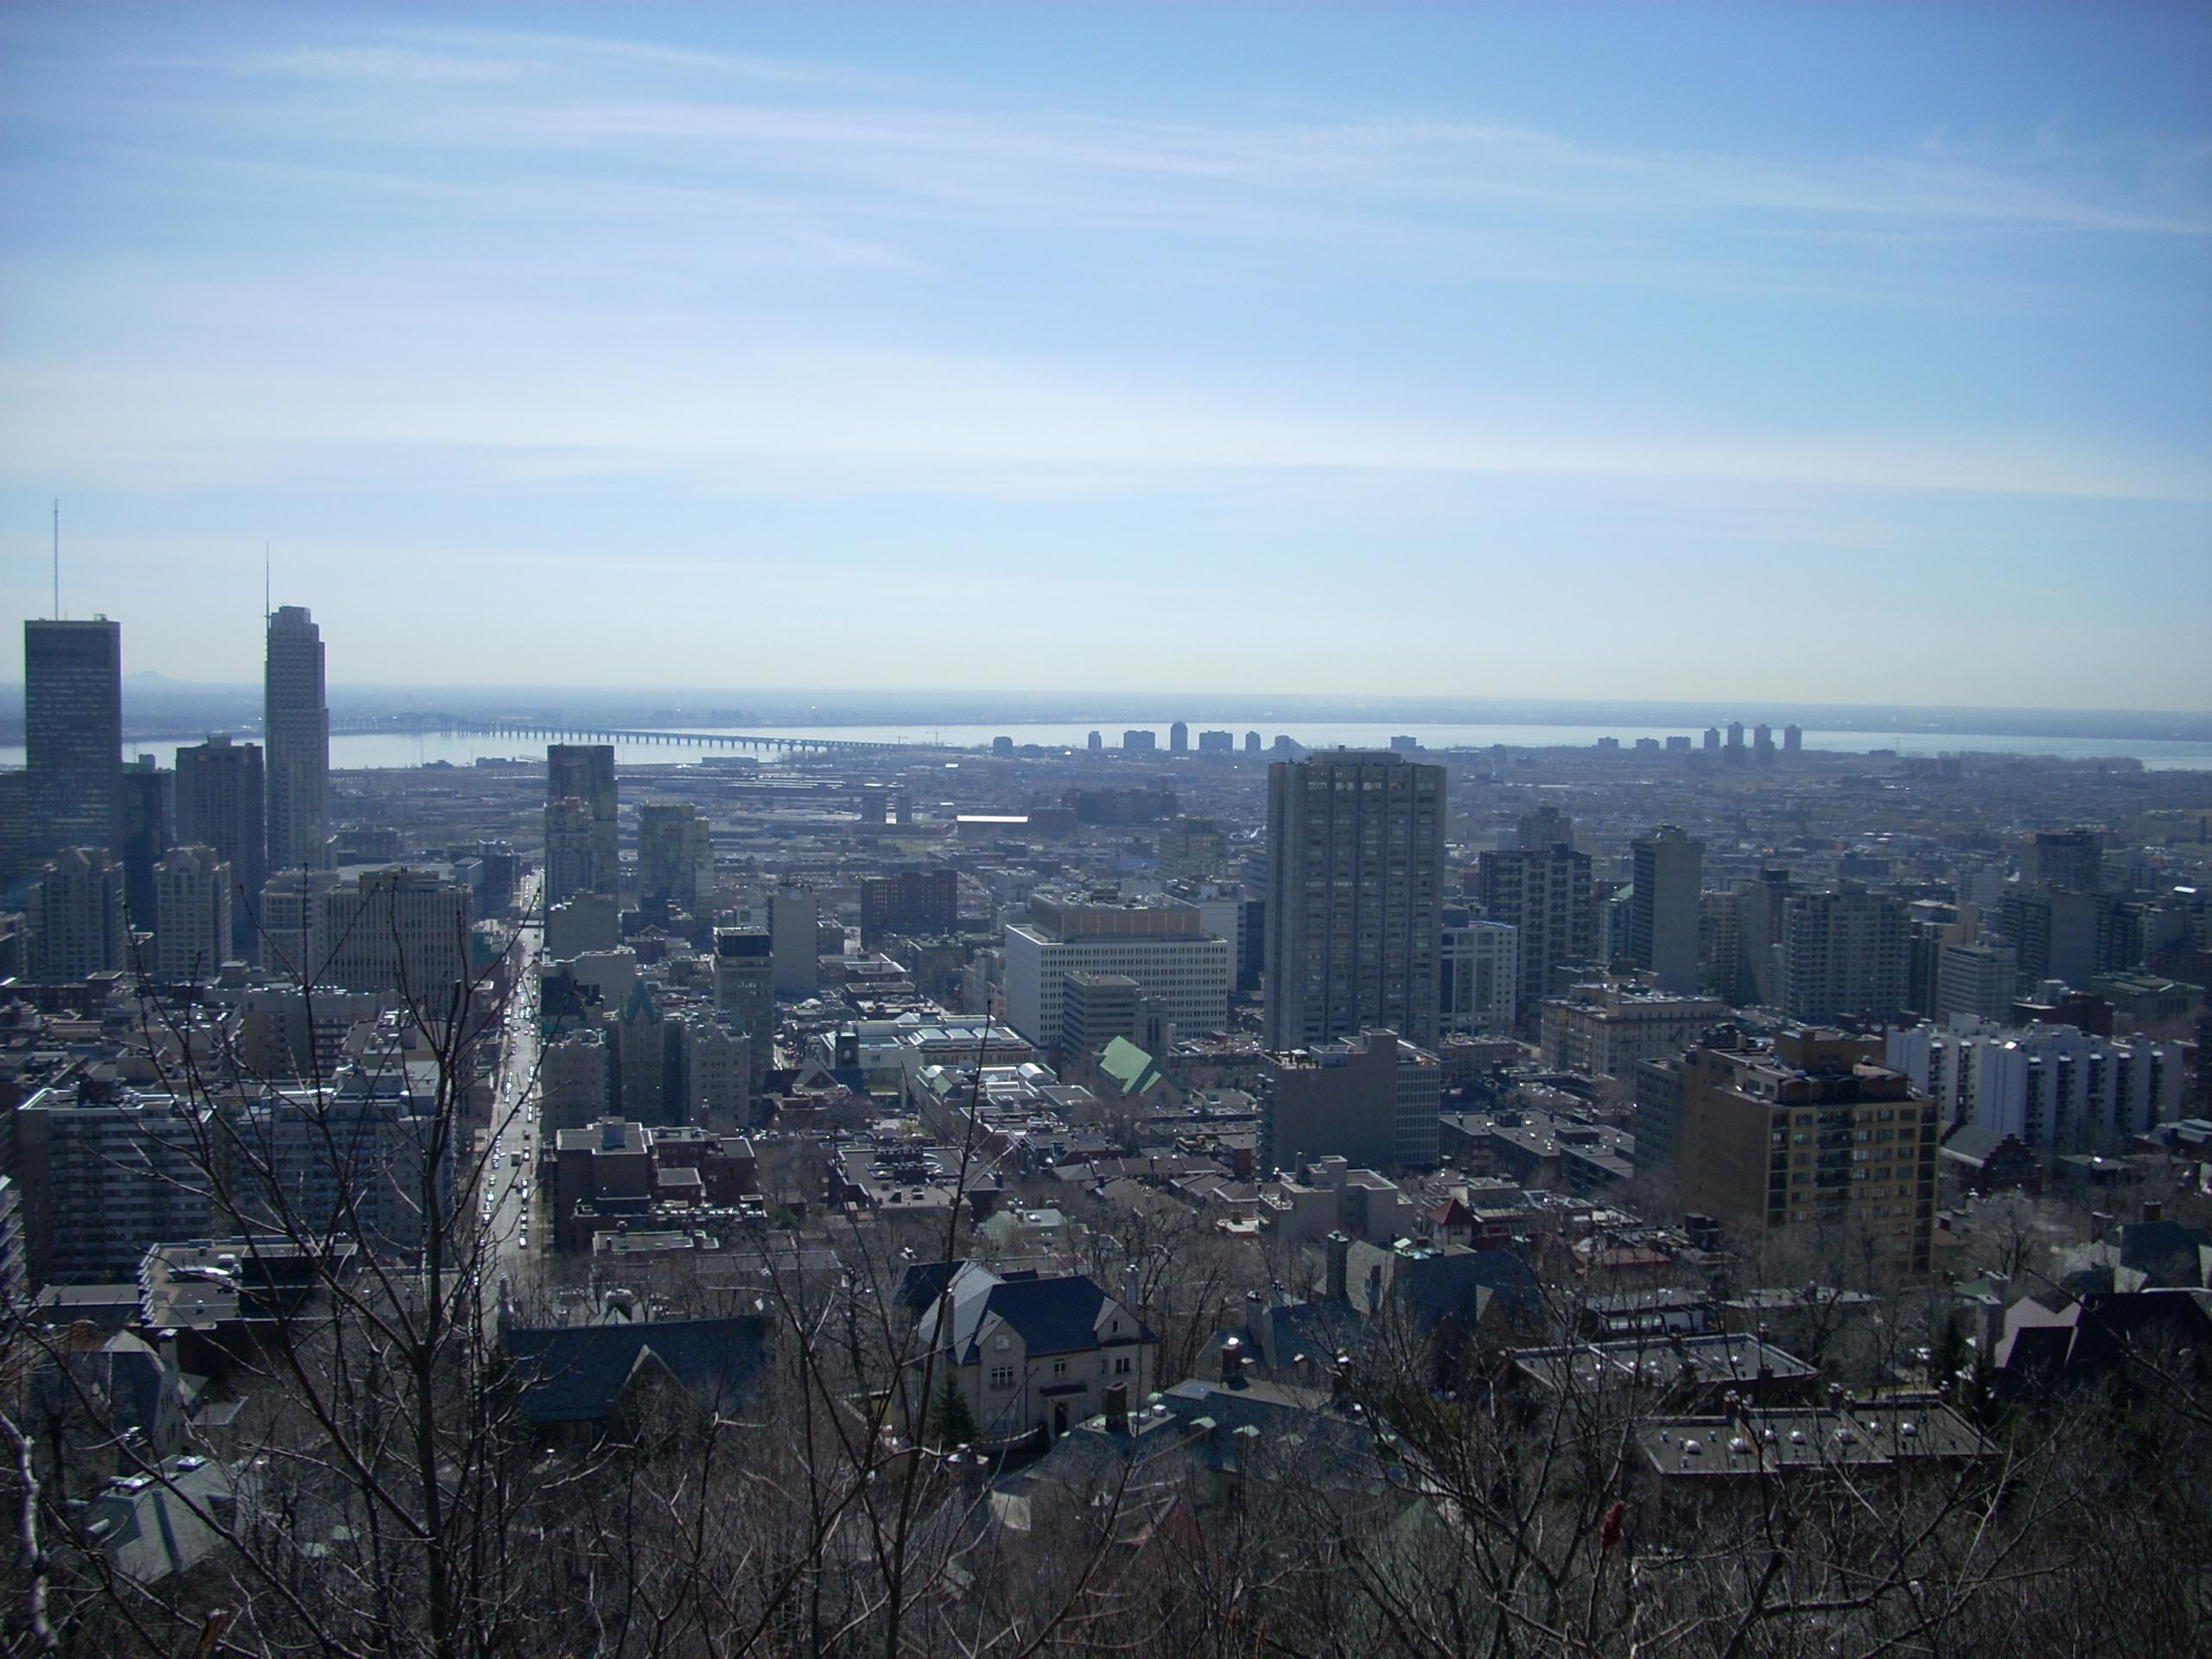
left=2, top=3, right=2209, bottom=709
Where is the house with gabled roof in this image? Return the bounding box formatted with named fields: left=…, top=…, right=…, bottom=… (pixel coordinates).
left=912, top=1263, right=1157, bottom=1443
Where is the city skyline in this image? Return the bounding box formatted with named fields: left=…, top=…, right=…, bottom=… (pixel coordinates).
left=3, top=3, right=2208, bottom=709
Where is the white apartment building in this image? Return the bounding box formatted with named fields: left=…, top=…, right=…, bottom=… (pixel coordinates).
left=1442, top=920, right=1519, bottom=1033
left=1888, top=1015, right=2189, bottom=1149
left=154, top=845, right=232, bottom=983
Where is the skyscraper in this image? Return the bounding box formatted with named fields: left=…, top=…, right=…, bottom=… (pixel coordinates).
left=545, top=745, right=618, bottom=906
left=175, top=734, right=265, bottom=957
left=264, top=605, right=330, bottom=875
left=118, top=758, right=174, bottom=930
left=1476, top=843, right=1597, bottom=1022
left=637, top=802, right=712, bottom=914
left=1630, top=824, right=1704, bottom=995
left=24, top=618, right=121, bottom=861
left=1168, top=721, right=1189, bottom=754
left=1263, top=750, right=1446, bottom=1051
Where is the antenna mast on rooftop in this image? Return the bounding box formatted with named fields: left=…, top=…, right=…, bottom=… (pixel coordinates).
left=51, top=499, right=59, bottom=620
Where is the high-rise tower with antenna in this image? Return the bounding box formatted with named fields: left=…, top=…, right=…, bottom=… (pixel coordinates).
left=264, top=604, right=330, bottom=875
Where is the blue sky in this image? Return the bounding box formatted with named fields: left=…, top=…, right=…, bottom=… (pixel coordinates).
left=3, top=3, right=2208, bottom=707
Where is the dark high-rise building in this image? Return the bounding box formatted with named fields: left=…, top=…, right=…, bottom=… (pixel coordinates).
left=1263, top=750, right=1446, bottom=1051
left=545, top=744, right=618, bottom=905
left=24, top=618, right=122, bottom=861
left=1476, top=843, right=1596, bottom=1021
left=1630, top=824, right=1703, bottom=995
left=118, top=758, right=174, bottom=929
left=861, top=868, right=958, bottom=944
left=264, top=605, right=330, bottom=875
left=175, top=734, right=265, bottom=957
left=2021, top=830, right=2102, bottom=893
left=1168, top=721, right=1188, bottom=754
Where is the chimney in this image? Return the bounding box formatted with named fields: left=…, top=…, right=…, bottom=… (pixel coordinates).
left=1243, top=1287, right=1262, bottom=1338
left=1103, top=1382, right=1128, bottom=1433
left=2142, top=1200, right=2164, bottom=1225
left=1325, top=1231, right=1351, bottom=1303
left=1122, top=1262, right=1141, bottom=1317
left=1220, top=1334, right=1246, bottom=1388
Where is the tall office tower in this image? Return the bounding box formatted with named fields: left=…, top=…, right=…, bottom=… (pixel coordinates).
left=175, top=734, right=266, bottom=957
left=712, top=926, right=776, bottom=1077
left=1263, top=751, right=1446, bottom=1051
left=1732, top=868, right=1797, bottom=1007
left=637, top=802, right=712, bottom=914
left=0, top=770, right=25, bottom=889
left=1244, top=731, right=1262, bottom=754
left=118, top=758, right=174, bottom=929
left=316, top=868, right=473, bottom=998
left=1778, top=885, right=1910, bottom=1024
left=262, top=608, right=330, bottom=884
left=544, top=744, right=618, bottom=904
left=258, top=868, right=339, bottom=981
left=1630, top=824, right=1704, bottom=995
left=669, top=1008, right=751, bottom=1134
left=153, top=845, right=232, bottom=983
left=543, top=799, right=598, bottom=910
left=1475, top=843, right=1596, bottom=1021
left=1676, top=1030, right=1937, bottom=1275
left=1752, top=723, right=1777, bottom=766
left=29, top=847, right=127, bottom=980
left=1087, top=730, right=1103, bottom=753
left=24, top=618, right=122, bottom=861
left=1782, top=723, right=1802, bottom=757
left=1168, top=721, right=1189, bottom=754
left=770, top=887, right=820, bottom=996
left=2021, top=830, right=2102, bottom=893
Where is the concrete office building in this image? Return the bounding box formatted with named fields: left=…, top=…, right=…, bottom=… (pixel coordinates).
left=541, top=1030, right=613, bottom=1135
left=24, top=618, right=122, bottom=861
left=544, top=745, right=618, bottom=905
left=1936, top=938, right=2018, bottom=1026
left=1005, top=895, right=1231, bottom=1056
left=316, top=868, right=473, bottom=998
left=1264, top=1029, right=1441, bottom=1173
left=713, top=926, right=776, bottom=1077
left=545, top=890, right=621, bottom=961
left=258, top=869, right=339, bottom=982
left=638, top=802, right=713, bottom=915
left=153, top=845, right=233, bottom=983
left=2021, top=830, right=2102, bottom=893
left=1630, top=824, right=1703, bottom=995
left=1888, top=1016, right=2190, bottom=1150
left=1539, top=984, right=1729, bottom=1092
left=670, top=1009, right=751, bottom=1134
left=1264, top=751, right=1446, bottom=1051
left=1780, top=886, right=1910, bottom=1024
left=861, top=869, right=957, bottom=944
left=543, top=799, right=600, bottom=913
left=228, top=1077, right=450, bottom=1258
left=29, top=846, right=127, bottom=981
left=175, top=734, right=265, bottom=957
left=118, top=759, right=172, bottom=931
left=1475, top=844, right=1597, bottom=1021
left=1440, top=919, right=1518, bottom=1033
left=1059, top=970, right=1144, bottom=1065
left=264, top=605, right=330, bottom=875
left=770, top=887, right=820, bottom=997
left=1677, top=1030, right=1938, bottom=1275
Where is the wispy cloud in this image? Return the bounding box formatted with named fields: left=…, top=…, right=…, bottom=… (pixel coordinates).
left=233, top=46, right=542, bottom=84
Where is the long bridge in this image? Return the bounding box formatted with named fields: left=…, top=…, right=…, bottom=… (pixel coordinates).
left=327, top=715, right=921, bottom=754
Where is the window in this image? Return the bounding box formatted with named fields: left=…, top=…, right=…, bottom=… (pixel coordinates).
left=1052, top=1359, right=1068, bottom=1377
left=1114, top=1357, right=1133, bottom=1376
left=988, top=1366, right=1014, bottom=1391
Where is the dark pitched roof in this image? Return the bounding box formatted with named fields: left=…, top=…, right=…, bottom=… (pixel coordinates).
left=505, top=1316, right=768, bottom=1426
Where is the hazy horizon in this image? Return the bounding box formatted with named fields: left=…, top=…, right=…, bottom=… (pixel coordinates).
left=3, top=4, right=2209, bottom=708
